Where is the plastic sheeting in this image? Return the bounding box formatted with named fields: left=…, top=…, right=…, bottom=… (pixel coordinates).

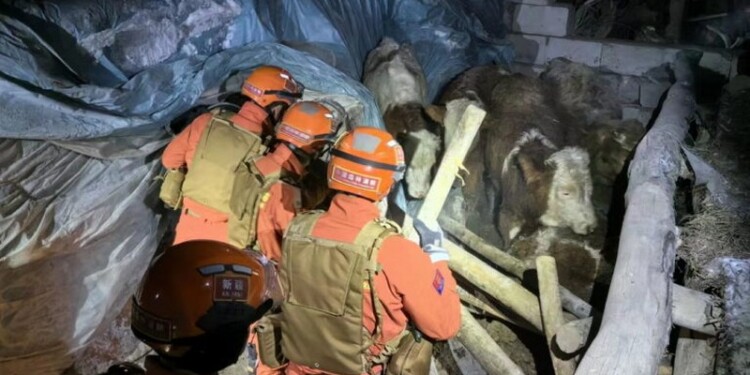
left=0, top=1, right=512, bottom=373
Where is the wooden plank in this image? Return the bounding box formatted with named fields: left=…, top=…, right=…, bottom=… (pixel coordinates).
left=576, top=52, right=698, bottom=375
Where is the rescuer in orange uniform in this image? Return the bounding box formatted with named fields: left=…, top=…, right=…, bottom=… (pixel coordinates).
left=160, top=65, right=304, bottom=246
left=253, top=127, right=461, bottom=375
left=232, top=100, right=338, bottom=262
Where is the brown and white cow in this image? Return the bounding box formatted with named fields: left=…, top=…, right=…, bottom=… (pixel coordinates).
left=437, top=67, right=598, bottom=247
left=362, top=37, right=442, bottom=199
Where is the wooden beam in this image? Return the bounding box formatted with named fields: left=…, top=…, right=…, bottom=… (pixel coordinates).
left=439, top=216, right=526, bottom=278
left=457, top=306, right=525, bottom=375
left=440, top=216, right=593, bottom=319
left=442, top=211, right=722, bottom=335
left=536, top=256, right=576, bottom=375
left=555, top=317, right=593, bottom=355
left=673, top=284, right=722, bottom=336
left=576, top=52, right=698, bottom=375
left=446, top=239, right=544, bottom=331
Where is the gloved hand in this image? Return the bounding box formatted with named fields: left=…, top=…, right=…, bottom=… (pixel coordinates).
left=413, top=218, right=449, bottom=263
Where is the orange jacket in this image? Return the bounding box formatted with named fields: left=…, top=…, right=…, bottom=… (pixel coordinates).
left=286, top=194, right=461, bottom=375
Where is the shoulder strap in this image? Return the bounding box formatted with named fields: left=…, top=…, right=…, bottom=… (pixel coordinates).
left=285, top=210, right=325, bottom=239
left=353, top=219, right=400, bottom=347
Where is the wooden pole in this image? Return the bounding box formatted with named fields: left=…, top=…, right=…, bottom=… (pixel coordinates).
left=441, top=216, right=593, bottom=319
left=555, top=317, right=593, bottom=355
left=576, top=52, right=699, bottom=375
left=442, top=215, right=721, bottom=335
left=401, top=101, right=485, bottom=239
left=439, top=216, right=526, bottom=278
left=554, top=284, right=722, bottom=356
left=457, top=306, right=525, bottom=375
left=673, top=284, right=722, bottom=336
left=536, top=256, right=576, bottom=375
left=446, top=240, right=544, bottom=331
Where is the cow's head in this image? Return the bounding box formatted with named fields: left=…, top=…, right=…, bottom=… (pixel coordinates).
left=539, top=147, right=597, bottom=235
left=587, top=119, right=645, bottom=186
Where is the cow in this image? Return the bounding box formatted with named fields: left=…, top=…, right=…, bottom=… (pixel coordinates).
left=436, top=67, right=598, bottom=247
left=362, top=37, right=442, bottom=199
left=539, top=57, right=621, bottom=126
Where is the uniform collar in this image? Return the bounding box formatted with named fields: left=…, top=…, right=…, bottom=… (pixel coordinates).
left=232, top=101, right=268, bottom=133
left=326, top=193, right=381, bottom=226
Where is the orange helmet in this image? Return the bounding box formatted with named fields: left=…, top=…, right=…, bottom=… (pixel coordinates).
left=131, top=241, right=275, bottom=374
left=241, top=65, right=304, bottom=108
left=276, top=101, right=337, bottom=154
left=327, top=127, right=406, bottom=201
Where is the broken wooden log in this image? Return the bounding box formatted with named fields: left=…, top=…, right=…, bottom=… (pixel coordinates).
left=555, top=317, right=593, bottom=355
left=554, top=284, right=722, bottom=356
left=442, top=212, right=723, bottom=335
left=673, top=284, right=722, bottom=336
left=457, top=306, right=525, bottom=375
left=576, top=52, right=699, bottom=375
left=440, top=216, right=592, bottom=319
left=536, top=256, right=576, bottom=375
left=446, top=240, right=544, bottom=331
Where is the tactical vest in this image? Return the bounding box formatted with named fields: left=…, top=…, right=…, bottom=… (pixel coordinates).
left=279, top=211, right=406, bottom=375
left=180, top=112, right=266, bottom=216
left=226, top=159, right=295, bottom=250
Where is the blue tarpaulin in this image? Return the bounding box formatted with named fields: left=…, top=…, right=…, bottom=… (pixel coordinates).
left=0, top=1, right=512, bottom=373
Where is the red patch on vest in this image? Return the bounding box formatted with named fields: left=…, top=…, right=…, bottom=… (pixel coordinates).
left=331, top=165, right=380, bottom=192
left=432, top=270, right=445, bottom=295
left=214, top=276, right=249, bottom=301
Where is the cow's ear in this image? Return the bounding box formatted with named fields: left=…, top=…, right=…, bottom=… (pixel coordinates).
left=516, top=152, right=545, bottom=184
left=424, top=105, right=446, bottom=124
